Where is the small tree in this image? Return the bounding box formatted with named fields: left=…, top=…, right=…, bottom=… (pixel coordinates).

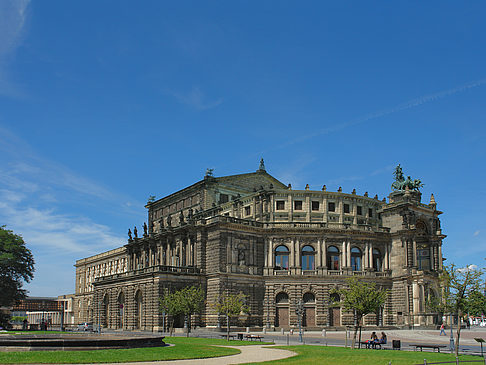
left=213, top=292, right=249, bottom=340
left=437, top=263, right=484, bottom=356
left=464, top=290, right=486, bottom=317
left=332, top=277, right=388, bottom=349
left=159, top=285, right=204, bottom=337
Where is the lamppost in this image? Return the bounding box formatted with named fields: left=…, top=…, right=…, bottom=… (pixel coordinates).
left=449, top=313, right=454, bottom=352
left=295, top=300, right=304, bottom=343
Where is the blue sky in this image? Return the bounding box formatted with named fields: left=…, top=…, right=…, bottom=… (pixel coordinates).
left=0, top=1, right=485, bottom=297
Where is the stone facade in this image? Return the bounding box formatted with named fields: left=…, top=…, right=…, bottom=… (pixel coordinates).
left=74, top=163, right=445, bottom=331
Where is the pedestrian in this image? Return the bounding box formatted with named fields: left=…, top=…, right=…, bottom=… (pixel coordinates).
left=439, top=323, right=446, bottom=336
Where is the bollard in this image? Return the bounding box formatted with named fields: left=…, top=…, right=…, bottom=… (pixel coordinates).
left=424, top=360, right=427, bottom=365
left=263, top=327, right=266, bottom=334
left=290, top=329, right=294, bottom=335
left=246, top=327, right=250, bottom=333
left=456, top=357, right=459, bottom=365
left=281, top=328, right=284, bottom=335
left=322, top=329, right=326, bottom=337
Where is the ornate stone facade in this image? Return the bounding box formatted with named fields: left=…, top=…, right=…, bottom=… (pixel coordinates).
left=74, top=163, right=445, bottom=330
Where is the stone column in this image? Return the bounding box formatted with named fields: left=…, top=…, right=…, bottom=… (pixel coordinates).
left=438, top=244, right=443, bottom=270
left=364, top=242, right=369, bottom=269
left=346, top=240, right=351, bottom=269
left=341, top=241, right=346, bottom=268
left=384, top=243, right=389, bottom=270
left=412, top=240, right=417, bottom=268
left=269, top=238, right=275, bottom=269
left=316, top=239, right=322, bottom=267
left=322, top=238, right=327, bottom=269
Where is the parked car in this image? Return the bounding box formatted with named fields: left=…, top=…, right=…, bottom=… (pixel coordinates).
left=77, top=322, right=94, bottom=331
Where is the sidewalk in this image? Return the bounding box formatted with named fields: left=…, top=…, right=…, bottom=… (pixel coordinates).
left=85, top=345, right=296, bottom=365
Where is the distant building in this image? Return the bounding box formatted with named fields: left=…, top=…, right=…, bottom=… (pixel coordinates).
left=74, top=162, right=445, bottom=331
left=11, top=296, right=75, bottom=327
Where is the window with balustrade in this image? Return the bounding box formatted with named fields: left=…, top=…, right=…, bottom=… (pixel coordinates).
left=327, top=245, right=340, bottom=270
left=372, top=248, right=382, bottom=271
left=274, top=245, right=289, bottom=270
left=351, top=247, right=362, bottom=271
left=301, top=245, right=315, bottom=270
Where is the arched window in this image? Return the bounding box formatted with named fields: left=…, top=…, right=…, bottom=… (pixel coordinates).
left=135, top=290, right=143, bottom=329
left=417, top=244, right=431, bottom=271
left=276, top=292, right=289, bottom=304
left=118, top=292, right=125, bottom=329
left=274, top=245, right=289, bottom=270
left=301, top=245, right=315, bottom=270
left=372, top=248, right=382, bottom=271
left=351, top=247, right=362, bottom=271
left=327, top=246, right=340, bottom=270
left=103, top=294, right=109, bottom=327
left=303, top=292, right=315, bottom=303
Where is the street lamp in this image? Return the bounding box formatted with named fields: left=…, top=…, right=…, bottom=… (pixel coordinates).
left=295, top=300, right=304, bottom=343
left=449, top=313, right=454, bottom=352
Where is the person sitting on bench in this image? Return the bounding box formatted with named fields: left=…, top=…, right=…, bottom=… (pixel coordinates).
left=366, top=332, right=378, bottom=348
left=379, top=332, right=387, bottom=345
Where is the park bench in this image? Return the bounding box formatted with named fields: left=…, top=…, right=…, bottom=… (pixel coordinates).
left=409, top=344, right=447, bottom=353
left=219, top=334, right=236, bottom=340
left=245, top=334, right=264, bottom=341
left=360, top=340, right=387, bottom=349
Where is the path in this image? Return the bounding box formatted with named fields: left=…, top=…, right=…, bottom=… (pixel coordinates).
left=88, top=345, right=296, bottom=365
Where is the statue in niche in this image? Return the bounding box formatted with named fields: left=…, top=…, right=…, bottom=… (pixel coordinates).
left=188, top=208, right=193, bottom=220
left=237, top=246, right=246, bottom=266
left=133, top=226, right=138, bottom=238
left=128, top=229, right=133, bottom=241
left=179, top=211, right=184, bottom=224
left=167, top=214, right=172, bottom=227
left=143, top=222, right=148, bottom=237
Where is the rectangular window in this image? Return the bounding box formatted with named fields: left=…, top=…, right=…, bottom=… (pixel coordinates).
left=311, top=201, right=320, bottom=211
left=328, top=202, right=336, bottom=212
left=357, top=206, right=362, bottom=215
left=276, top=201, right=285, bottom=210
left=245, top=206, right=251, bottom=216
left=220, top=194, right=229, bottom=203
left=294, top=200, right=303, bottom=210
left=344, top=204, right=350, bottom=213
left=368, top=208, right=373, bottom=217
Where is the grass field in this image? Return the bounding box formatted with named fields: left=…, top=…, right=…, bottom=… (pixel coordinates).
left=0, top=337, right=261, bottom=364
left=0, top=337, right=482, bottom=364
left=250, top=345, right=482, bottom=365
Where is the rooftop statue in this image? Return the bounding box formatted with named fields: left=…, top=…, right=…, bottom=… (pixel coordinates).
left=259, top=158, right=266, bottom=171
left=205, top=168, right=214, bottom=177
left=391, top=164, right=424, bottom=191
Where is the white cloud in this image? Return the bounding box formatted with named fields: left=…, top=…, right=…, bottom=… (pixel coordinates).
left=169, top=86, right=223, bottom=110
left=0, top=188, right=123, bottom=255
left=0, top=0, right=30, bottom=97
left=457, top=264, right=479, bottom=273
left=474, top=230, right=480, bottom=237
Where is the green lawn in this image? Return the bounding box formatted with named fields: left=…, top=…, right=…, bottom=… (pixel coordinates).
left=249, top=345, right=481, bottom=365
left=0, top=337, right=262, bottom=364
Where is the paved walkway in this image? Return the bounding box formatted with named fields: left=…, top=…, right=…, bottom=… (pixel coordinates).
left=98, top=345, right=296, bottom=365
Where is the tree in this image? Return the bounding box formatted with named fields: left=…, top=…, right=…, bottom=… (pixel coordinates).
left=212, top=292, right=249, bottom=341
left=0, top=226, right=35, bottom=308
left=437, top=263, right=484, bottom=356
left=332, top=277, right=388, bottom=349
left=159, top=285, right=204, bottom=337
left=464, top=290, right=486, bottom=317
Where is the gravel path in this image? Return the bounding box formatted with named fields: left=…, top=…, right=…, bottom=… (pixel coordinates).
left=78, top=345, right=296, bottom=365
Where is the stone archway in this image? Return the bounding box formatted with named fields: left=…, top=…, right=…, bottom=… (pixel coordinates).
left=329, top=293, right=341, bottom=327
left=275, top=292, right=289, bottom=328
